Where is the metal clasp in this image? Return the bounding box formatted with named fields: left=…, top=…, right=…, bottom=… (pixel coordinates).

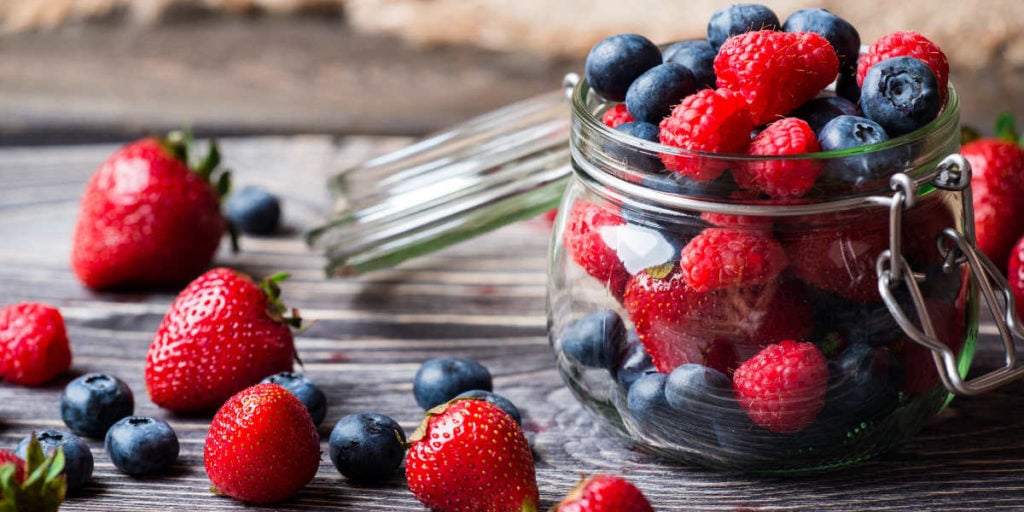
left=877, top=154, right=1024, bottom=396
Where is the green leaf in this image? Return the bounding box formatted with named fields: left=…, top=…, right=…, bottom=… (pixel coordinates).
left=994, top=112, right=1019, bottom=143
left=216, top=169, right=232, bottom=200
left=196, top=139, right=222, bottom=181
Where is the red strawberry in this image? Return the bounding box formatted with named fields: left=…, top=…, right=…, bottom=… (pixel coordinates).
left=0, top=302, right=72, bottom=386
left=857, top=31, right=949, bottom=101
left=715, top=30, right=838, bottom=126
left=144, top=268, right=298, bottom=413
left=0, top=449, right=25, bottom=484
left=556, top=474, right=654, bottom=512
left=406, top=398, right=538, bottom=512
left=563, top=200, right=629, bottom=300
left=679, top=228, right=787, bottom=292
left=71, top=132, right=228, bottom=290
left=734, top=117, right=822, bottom=198
left=1010, top=235, right=1024, bottom=322
left=961, top=138, right=1024, bottom=270
left=658, top=88, right=754, bottom=181
left=733, top=340, right=828, bottom=433
left=601, top=103, right=634, bottom=128
left=204, top=383, right=320, bottom=504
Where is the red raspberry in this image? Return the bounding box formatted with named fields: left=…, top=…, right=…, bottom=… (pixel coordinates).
left=658, top=88, right=754, bottom=181
left=734, top=117, right=822, bottom=198
left=857, top=31, right=949, bottom=101
left=601, top=103, right=635, bottom=128
left=679, top=228, right=787, bottom=292
left=0, top=302, right=73, bottom=386
left=733, top=340, right=827, bottom=433
left=714, top=30, right=838, bottom=126
left=700, top=190, right=773, bottom=230
left=563, top=200, right=629, bottom=300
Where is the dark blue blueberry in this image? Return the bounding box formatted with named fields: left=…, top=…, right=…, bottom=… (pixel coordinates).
left=328, top=413, right=406, bottom=482
left=860, top=56, right=942, bottom=136
left=104, top=416, right=179, bottom=476
left=614, top=332, right=657, bottom=391
left=17, top=430, right=93, bottom=492
left=664, top=364, right=733, bottom=413
left=782, top=9, right=860, bottom=74
left=791, top=96, right=862, bottom=136
left=818, top=115, right=903, bottom=189
left=707, top=4, right=780, bottom=50
left=626, top=372, right=671, bottom=425
left=835, top=68, right=861, bottom=104
left=60, top=373, right=134, bottom=438
left=585, top=34, right=662, bottom=102
left=260, top=372, right=328, bottom=426
left=454, top=389, right=522, bottom=425
left=625, top=63, right=698, bottom=124
left=560, top=309, right=626, bottom=371
left=662, top=39, right=717, bottom=89
left=608, top=121, right=663, bottom=173
left=413, top=357, right=492, bottom=410
left=816, top=344, right=902, bottom=435
left=226, top=185, right=281, bottom=236
left=809, top=286, right=909, bottom=348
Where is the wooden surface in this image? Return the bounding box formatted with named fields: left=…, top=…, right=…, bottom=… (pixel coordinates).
left=3, top=137, right=1024, bottom=511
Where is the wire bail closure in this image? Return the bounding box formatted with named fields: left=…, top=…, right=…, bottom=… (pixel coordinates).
left=877, top=153, right=1024, bottom=396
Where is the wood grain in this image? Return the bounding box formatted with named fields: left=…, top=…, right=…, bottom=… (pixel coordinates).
left=2, top=138, right=1024, bottom=511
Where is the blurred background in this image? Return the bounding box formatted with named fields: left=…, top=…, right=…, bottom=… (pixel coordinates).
left=2, top=0, right=1023, bottom=145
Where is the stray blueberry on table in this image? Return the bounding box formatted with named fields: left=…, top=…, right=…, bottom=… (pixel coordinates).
left=560, top=309, right=626, bottom=371
left=413, top=357, right=493, bottom=410
left=584, top=34, right=662, bottom=102
left=60, top=372, right=134, bottom=438
left=860, top=56, right=942, bottom=136
left=329, top=413, right=407, bottom=482
left=105, top=416, right=180, bottom=476
left=260, top=372, right=327, bottom=426
left=454, top=389, right=522, bottom=425
left=625, top=63, right=698, bottom=125
left=706, top=3, right=780, bottom=50
left=17, top=430, right=94, bottom=492
left=662, top=39, right=717, bottom=90
left=226, top=185, right=281, bottom=236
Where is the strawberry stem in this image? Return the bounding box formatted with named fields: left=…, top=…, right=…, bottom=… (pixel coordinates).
left=994, top=112, right=1020, bottom=144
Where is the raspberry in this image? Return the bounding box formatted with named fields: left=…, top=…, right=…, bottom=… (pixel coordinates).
left=734, top=117, right=822, bottom=198
left=658, top=88, right=754, bottom=181
left=733, top=340, right=828, bottom=433
left=563, top=200, right=629, bottom=300
left=714, top=30, right=838, bottom=126
left=601, top=103, right=634, bottom=128
left=679, top=228, right=787, bottom=292
left=857, top=31, right=949, bottom=101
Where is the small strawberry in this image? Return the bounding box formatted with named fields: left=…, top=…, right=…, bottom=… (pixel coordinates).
left=857, top=31, right=949, bottom=102
left=204, top=383, right=320, bottom=504
left=733, top=340, right=828, bottom=433
left=1010, top=235, right=1024, bottom=322
left=0, top=302, right=72, bottom=387
left=144, top=268, right=299, bottom=413
left=734, top=117, right=823, bottom=198
left=405, top=398, right=538, bottom=512
left=658, top=88, right=754, bottom=181
left=0, top=435, right=67, bottom=512
left=601, top=103, right=634, bottom=128
left=961, top=130, right=1024, bottom=270
left=714, top=30, right=839, bottom=125
left=71, top=131, right=229, bottom=290
left=563, top=200, right=629, bottom=300
left=679, top=228, right=787, bottom=292
left=555, top=474, right=654, bottom=512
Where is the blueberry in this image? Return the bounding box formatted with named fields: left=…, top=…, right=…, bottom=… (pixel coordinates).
left=835, top=69, right=861, bottom=104
left=782, top=9, right=860, bottom=75
left=454, top=389, right=522, bottom=425
left=625, top=63, right=698, bottom=125
left=560, top=309, right=626, bottom=371
left=16, top=430, right=93, bottom=492
left=819, top=344, right=902, bottom=429
left=809, top=286, right=911, bottom=349
left=860, top=56, right=941, bottom=136
left=328, top=413, right=406, bottom=482
left=608, top=121, right=663, bottom=173
left=614, top=331, right=657, bottom=390
left=585, top=34, right=662, bottom=102
left=626, top=372, right=671, bottom=422
left=707, top=4, right=780, bottom=50
left=226, top=185, right=281, bottom=236
left=791, top=96, right=862, bottom=136
left=413, top=357, right=492, bottom=410
left=818, top=115, right=902, bottom=189
left=60, top=373, right=134, bottom=438
left=662, top=39, right=717, bottom=89
left=664, top=364, right=733, bottom=412
left=104, top=416, right=179, bottom=476
left=260, top=372, right=327, bottom=426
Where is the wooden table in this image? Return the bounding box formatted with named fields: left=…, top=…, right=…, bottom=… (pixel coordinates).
left=2, top=136, right=1024, bottom=511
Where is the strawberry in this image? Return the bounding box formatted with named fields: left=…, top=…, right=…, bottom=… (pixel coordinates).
left=733, top=340, right=828, bottom=433
left=658, top=88, right=754, bottom=181
left=734, top=117, right=823, bottom=198
left=0, top=450, right=25, bottom=485
left=204, top=383, right=320, bottom=504
left=679, top=228, right=787, bottom=292
left=144, top=267, right=299, bottom=413
left=714, top=30, right=838, bottom=126
left=563, top=200, right=629, bottom=300
left=555, top=474, right=654, bottom=512
left=857, top=31, right=949, bottom=102
left=601, top=103, right=634, bottom=128
left=1010, top=235, right=1024, bottom=322
left=71, top=132, right=229, bottom=290
left=0, top=435, right=67, bottom=512
left=405, top=398, right=538, bottom=512
left=961, top=137, right=1024, bottom=270
left=0, top=302, right=72, bottom=386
